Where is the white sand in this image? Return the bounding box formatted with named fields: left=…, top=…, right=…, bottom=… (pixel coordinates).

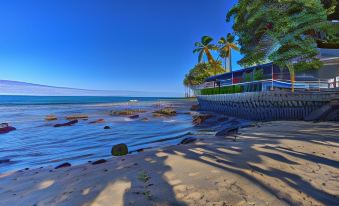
left=0, top=121, right=338, bottom=206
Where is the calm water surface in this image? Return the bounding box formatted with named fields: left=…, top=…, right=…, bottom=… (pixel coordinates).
left=0, top=96, right=197, bottom=173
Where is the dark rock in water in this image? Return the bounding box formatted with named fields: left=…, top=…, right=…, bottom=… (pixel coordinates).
left=0, top=159, right=10, bottom=164
left=0, top=123, right=16, bottom=134
left=111, top=109, right=146, bottom=116
left=141, top=118, right=149, bottom=122
left=54, top=120, right=78, bottom=127
left=137, top=148, right=144, bottom=152
left=92, top=159, right=107, bottom=165
left=129, top=115, right=139, bottom=119
left=192, top=114, right=213, bottom=125
left=25, top=168, right=29, bottom=170
left=153, top=108, right=176, bottom=117
left=104, top=126, right=111, bottom=129
left=55, top=162, right=71, bottom=169
left=89, top=119, right=105, bottom=124
left=66, top=114, right=89, bottom=120
left=190, top=104, right=200, bottom=111
left=180, top=137, right=197, bottom=144
left=216, top=127, right=239, bottom=137
left=111, top=143, right=128, bottom=156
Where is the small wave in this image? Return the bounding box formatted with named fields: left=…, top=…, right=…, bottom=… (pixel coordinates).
left=129, top=131, right=192, bottom=147
left=123, top=117, right=134, bottom=122
left=163, top=119, right=176, bottom=123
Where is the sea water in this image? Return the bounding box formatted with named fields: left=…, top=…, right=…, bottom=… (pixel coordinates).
left=0, top=96, right=196, bottom=173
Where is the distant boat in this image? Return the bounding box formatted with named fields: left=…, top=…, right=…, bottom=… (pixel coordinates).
left=129, top=100, right=138, bottom=103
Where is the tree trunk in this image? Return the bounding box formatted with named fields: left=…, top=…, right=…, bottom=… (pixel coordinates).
left=214, top=63, right=216, bottom=75
left=287, top=64, right=295, bottom=93
left=229, top=49, right=232, bottom=72
left=291, top=71, right=295, bottom=92
left=204, top=48, right=214, bottom=63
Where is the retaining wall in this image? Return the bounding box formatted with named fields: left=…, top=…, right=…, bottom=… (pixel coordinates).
left=197, top=91, right=339, bottom=121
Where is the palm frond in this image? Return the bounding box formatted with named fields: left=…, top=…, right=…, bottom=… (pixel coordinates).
left=193, top=48, right=201, bottom=54
left=202, top=36, right=213, bottom=45
left=229, top=43, right=240, bottom=51
left=194, top=42, right=203, bottom=47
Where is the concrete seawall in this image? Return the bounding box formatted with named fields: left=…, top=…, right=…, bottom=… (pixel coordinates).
left=197, top=91, right=339, bottom=121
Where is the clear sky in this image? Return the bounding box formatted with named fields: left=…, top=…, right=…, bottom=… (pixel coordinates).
left=0, top=0, right=242, bottom=95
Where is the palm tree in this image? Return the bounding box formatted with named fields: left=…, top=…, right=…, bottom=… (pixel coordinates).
left=218, top=33, right=239, bottom=73
left=193, top=36, right=218, bottom=63
left=227, top=0, right=330, bottom=92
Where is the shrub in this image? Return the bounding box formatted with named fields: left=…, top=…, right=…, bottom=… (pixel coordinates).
left=243, top=72, right=252, bottom=82
left=201, top=85, right=243, bottom=95
left=253, top=68, right=264, bottom=80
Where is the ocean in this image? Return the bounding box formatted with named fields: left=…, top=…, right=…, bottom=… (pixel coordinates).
left=0, top=96, right=197, bottom=173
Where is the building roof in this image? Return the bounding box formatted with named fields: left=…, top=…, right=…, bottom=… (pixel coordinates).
left=205, top=62, right=273, bottom=82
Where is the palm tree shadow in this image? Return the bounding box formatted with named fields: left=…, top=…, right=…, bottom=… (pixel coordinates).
left=121, top=153, right=187, bottom=206
left=163, top=121, right=339, bottom=206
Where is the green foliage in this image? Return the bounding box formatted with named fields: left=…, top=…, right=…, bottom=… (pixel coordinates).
left=321, top=0, right=338, bottom=20
left=183, top=62, right=224, bottom=86
left=227, top=0, right=330, bottom=73
left=253, top=68, right=264, bottom=80
left=218, top=33, right=240, bottom=72
left=201, top=85, right=243, bottom=95
left=137, top=171, right=150, bottom=183
left=243, top=72, right=252, bottom=82
left=318, top=21, right=339, bottom=47
left=193, top=36, right=218, bottom=63
left=317, top=41, right=339, bottom=48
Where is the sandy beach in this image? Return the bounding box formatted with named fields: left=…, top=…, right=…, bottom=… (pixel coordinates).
left=0, top=120, right=338, bottom=206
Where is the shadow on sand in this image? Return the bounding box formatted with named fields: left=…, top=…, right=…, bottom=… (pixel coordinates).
left=0, top=120, right=338, bottom=206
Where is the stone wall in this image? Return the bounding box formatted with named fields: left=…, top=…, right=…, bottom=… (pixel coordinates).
left=197, top=91, right=339, bottom=121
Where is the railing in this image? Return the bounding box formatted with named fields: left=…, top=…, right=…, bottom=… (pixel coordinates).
left=191, top=75, right=337, bottom=95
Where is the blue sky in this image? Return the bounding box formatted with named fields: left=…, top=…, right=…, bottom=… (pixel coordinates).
left=0, top=0, right=242, bottom=95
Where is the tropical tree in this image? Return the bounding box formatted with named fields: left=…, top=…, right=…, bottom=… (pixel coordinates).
left=193, top=36, right=218, bottom=63
left=321, top=0, right=338, bottom=20
left=317, top=0, right=339, bottom=48
left=227, top=0, right=333, bottom=92
left=218, top=33, right=239, bottom=73
left=193, top=36, right=225, bottom=75
left=183, top=62, right=224, bottom=87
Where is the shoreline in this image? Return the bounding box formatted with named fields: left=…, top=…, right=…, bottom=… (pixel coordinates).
left=1, top=121, right=338, bottom=205
left=0, top=99, right=199, bottom=174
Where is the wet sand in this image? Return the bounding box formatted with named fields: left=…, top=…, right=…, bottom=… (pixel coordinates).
left=0, top=121, right=338, bottom=206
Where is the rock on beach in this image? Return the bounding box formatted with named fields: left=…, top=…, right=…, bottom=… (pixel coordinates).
left=54, top=120, right=78, bottom=127
left=45, top=115, right=58, bottom=121
left=153, top=108, right=177, bottom=117
left=65, top=114, right=89, bottom=120
left=89, top=119, right=105, bottom=124
left=111, top=109, right=146, bottom=116
left=54, top=162, right=71, bottom=169
left=111, top=143, right=128, bottom=156
left=192, top=114, right=213, bottom=125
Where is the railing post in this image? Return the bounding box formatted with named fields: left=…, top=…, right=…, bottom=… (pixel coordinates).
left=335, top=77, right=337, bottom=88
left=232, top=72, right=234, bottom=85
left=318, top=79, right=320, bottom=92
